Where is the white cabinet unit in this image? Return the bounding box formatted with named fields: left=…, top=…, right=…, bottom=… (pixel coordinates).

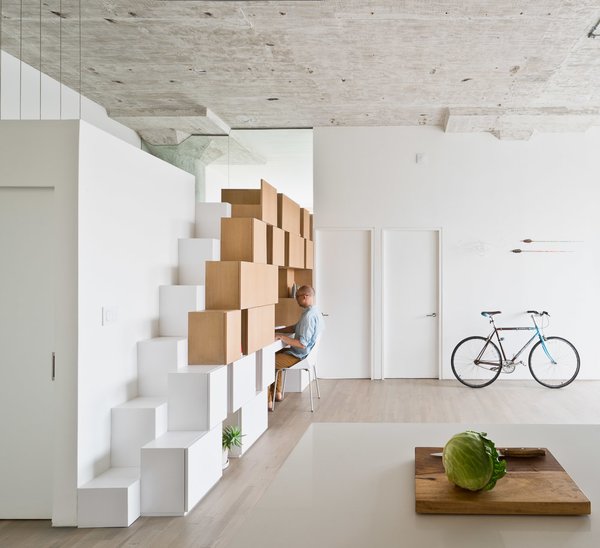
left=168, top=365, right=228, bottom=431
left=228, top=353, right=257, bottom=413
left=256, top=341, right=277, bottom=390
left=141, top=428, right=221, bottom=516
left=226, top=390, right=268, bottom=458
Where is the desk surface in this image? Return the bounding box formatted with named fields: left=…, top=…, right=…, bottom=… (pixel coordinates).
left=225, top=423, right=598, bottom=548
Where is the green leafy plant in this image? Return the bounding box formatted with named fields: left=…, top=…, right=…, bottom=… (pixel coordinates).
left=222, top=425, right=244, bottom=451
left=442, top=430, right=507, bottom=491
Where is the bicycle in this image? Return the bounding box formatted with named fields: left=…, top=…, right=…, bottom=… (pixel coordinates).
left=451, top=310, right=580, bottom=388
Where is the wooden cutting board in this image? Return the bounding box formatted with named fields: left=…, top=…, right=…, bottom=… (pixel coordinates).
left=415, top=447, right=591, bottom=515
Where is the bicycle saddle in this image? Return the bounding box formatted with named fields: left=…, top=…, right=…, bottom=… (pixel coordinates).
left=481, top=311, right=502, bottom=317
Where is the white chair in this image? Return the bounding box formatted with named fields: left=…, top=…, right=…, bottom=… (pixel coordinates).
left=273, top=334, right=322, bottom=412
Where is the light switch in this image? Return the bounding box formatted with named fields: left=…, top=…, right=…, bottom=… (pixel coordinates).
left=102, top=306, right=119, bottom=326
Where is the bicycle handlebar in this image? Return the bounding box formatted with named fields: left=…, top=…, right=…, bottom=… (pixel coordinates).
left=527, top=310, right=550, bottom=317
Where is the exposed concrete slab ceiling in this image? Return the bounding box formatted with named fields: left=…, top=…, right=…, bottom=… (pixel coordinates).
left=1, top=1, right=599, bottom=139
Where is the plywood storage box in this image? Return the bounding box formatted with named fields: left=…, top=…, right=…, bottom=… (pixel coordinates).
left=221, top=217, right=267, bottom=263
left=278, top=268, right=295, bottom=298
left=188, top=310, right=242, bottom=365
left=294, top=268, right=313, bottom=288
left=275, top=298, right=303, bottom=327
left=300, top=208, right=311, bottom=239
left=309, top=213, right=314, bottom=240
left=304, top=239, right=314, bottom=270
left=277, top=193, right=301, bottom=235
left=205, top=261, right=278, bottom=310
left=242, top=304, right=275, bottom=355
left=221, top=179, right=277, bottom=226
left=267, top=225, right=285, bottom=266
left=285, top=232, right=305, bottom=269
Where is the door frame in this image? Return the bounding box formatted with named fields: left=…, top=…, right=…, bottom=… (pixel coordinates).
left=315, top=227, right=375, bottom=379
left=380, top=227, right=443, bottom=380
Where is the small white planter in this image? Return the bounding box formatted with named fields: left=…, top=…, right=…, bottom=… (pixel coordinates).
left=222, top=448, right=229, bottom=470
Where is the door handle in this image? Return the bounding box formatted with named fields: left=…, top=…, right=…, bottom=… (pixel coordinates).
left=426, top=313, right=437, bottom=317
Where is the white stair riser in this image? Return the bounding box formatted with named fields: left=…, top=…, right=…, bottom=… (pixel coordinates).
left=159, top=285, right=205, bottom=337
left=195, top=202, right=231, bottom=239
left=168, top=366, right=228, bottom=431
left=178, top=238, right=220, bottom=285
left=138, top=337, right=188, bottom=397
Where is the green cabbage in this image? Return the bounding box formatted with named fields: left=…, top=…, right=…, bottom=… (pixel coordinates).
left=442, top=431, right=507, bottom=491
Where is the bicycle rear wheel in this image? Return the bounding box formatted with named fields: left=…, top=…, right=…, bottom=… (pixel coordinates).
left=528, top=336, right=580, bottom=388
left=451, top=336, right=502, bottom=388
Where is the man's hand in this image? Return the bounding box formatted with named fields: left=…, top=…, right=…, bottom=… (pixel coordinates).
left=274, top=333, right=305, bottom=349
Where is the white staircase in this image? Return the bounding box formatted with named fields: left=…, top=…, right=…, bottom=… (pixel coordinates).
left=77, top=200, right=270, bottom=527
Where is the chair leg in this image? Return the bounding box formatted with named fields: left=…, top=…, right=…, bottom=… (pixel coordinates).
left=272, top=369, right=279, bottom=411
left=281, top=368, right=287, bottom=397
left=313, top=365, right=321, bottom=399
left=306, top=367, right=314, bottom=412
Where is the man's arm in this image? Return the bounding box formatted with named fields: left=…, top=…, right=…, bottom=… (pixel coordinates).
left=274, top=333, right=305, bottom=349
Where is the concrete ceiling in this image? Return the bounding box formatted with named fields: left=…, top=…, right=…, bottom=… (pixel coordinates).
left=2, top=1, right=600, bottom=140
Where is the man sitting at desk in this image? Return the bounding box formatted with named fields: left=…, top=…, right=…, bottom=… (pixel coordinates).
left=269, top=285, right=323, bottom=411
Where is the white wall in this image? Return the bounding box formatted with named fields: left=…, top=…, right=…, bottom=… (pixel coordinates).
left=205, top=130, right=313, bottom=209
left=314, top=126, right=600, bottom=380
left=77, top=121, right=195, bottom=486
left=0, top=120, right=79, bottom=525
left=1, top=50, right=140, bottom=147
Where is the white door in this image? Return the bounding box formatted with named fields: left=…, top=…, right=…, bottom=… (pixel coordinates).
left=315, top=229, right=372, bottom=378
left=0, top=187, right=54, bottom=518
left=383, top=229, right=439, bottom=378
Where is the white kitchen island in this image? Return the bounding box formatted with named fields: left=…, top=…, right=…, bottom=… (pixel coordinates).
left=224, top=423, right=598, bottom=548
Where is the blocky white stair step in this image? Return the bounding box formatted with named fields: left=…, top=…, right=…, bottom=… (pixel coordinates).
left=225, top=389, right=268, bottom=458
left=195, top=202, right=231, bottom=239
left=256, top=340, right=278, bottom=391
left=141, top=428, right=222, bottom=517
left=178, top=238, right=220, bottom=285
left=77, top=467, right=140, bottom=528
left=229, top=353, right=257, bottom=414
left=159, top=285, right=205, bottom=336
left=137, top=337, right=188, bottom=396
left=111, top=397, right=168, bottom=467
left=168, top=365, right=228, bottom=431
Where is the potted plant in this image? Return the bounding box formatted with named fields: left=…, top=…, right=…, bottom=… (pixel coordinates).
left=222, top=425, right=244, bottom=469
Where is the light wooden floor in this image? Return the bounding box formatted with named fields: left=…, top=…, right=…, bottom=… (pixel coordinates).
left=2, top=379, right=600, bottom=547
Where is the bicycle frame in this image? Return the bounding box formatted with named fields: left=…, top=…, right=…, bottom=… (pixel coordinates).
left=476, top=315, right=557, bottom=367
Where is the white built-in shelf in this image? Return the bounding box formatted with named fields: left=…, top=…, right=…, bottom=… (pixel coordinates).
left=137, top=336, right=187, bottom=396
left=141, top=428, right=221, bottom=516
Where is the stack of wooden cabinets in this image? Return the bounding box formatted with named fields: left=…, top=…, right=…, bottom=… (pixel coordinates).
left=188, top=179, right=314, bottom=364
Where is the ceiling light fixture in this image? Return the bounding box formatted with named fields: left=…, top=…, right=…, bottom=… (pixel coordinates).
left=588, top=18, right=600, bottom=38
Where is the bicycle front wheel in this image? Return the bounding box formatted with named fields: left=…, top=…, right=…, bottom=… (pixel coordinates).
left=451, top=336, right=502, bottom=388
left=528, top=336, right=580, bottom=388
